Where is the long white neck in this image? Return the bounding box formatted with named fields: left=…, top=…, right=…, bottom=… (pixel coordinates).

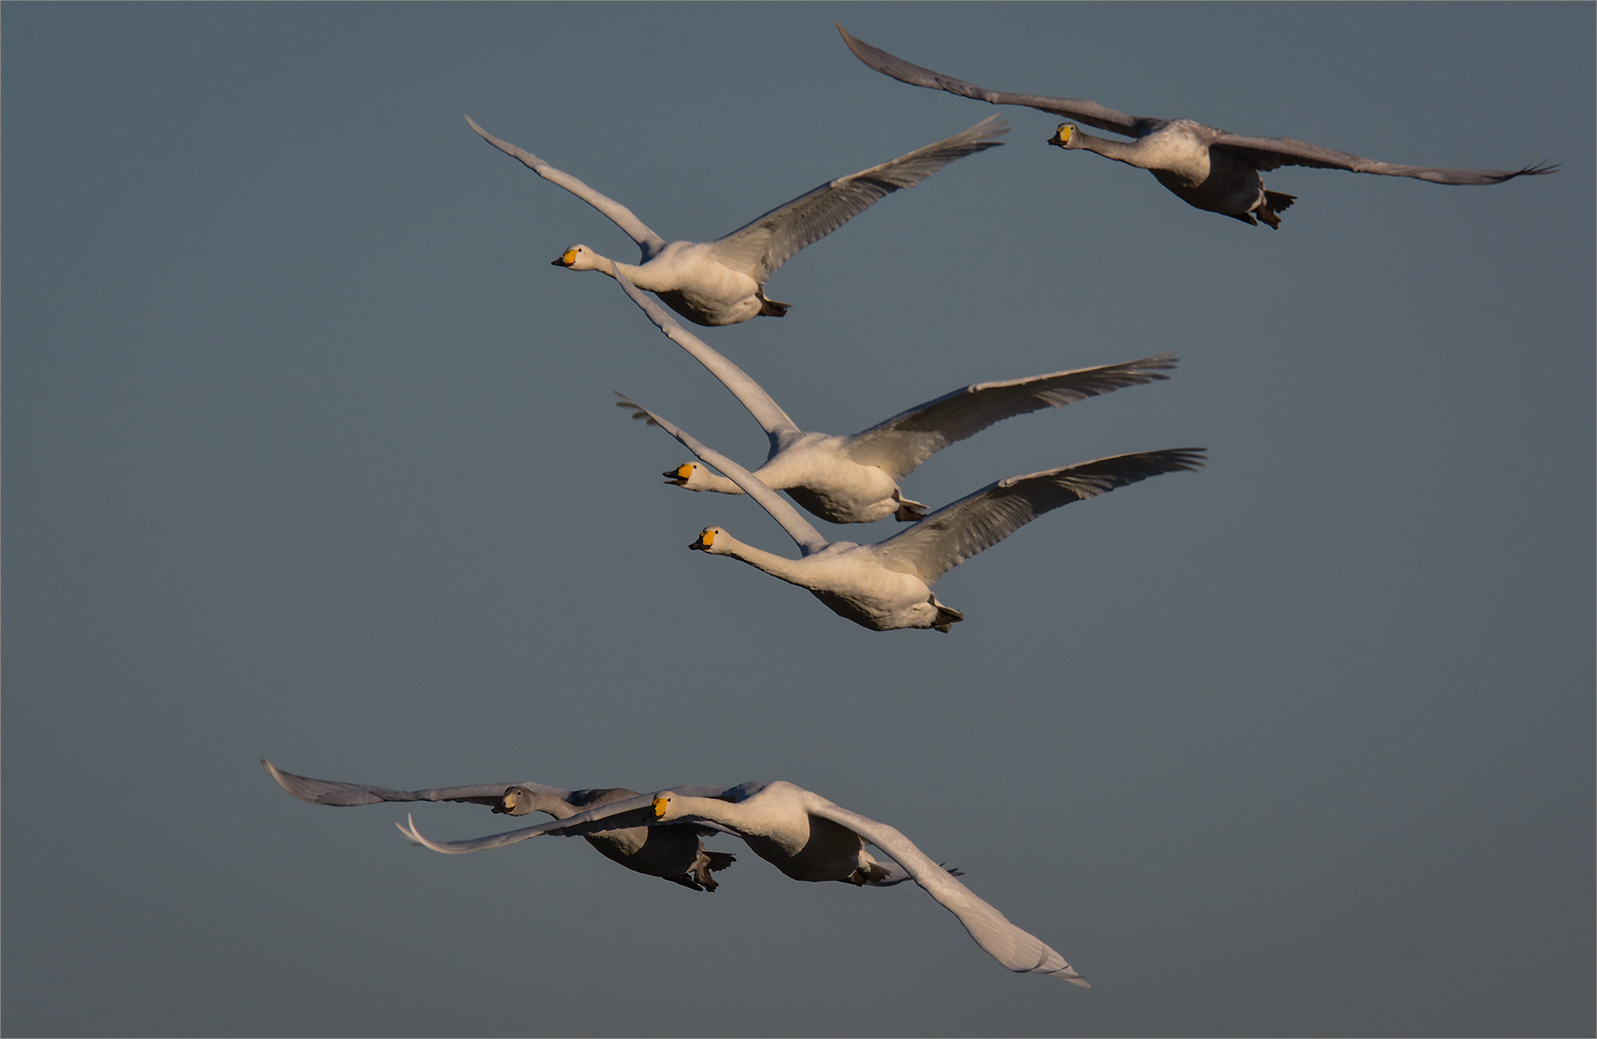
left=708, top=531, right=814, bottom=587
left=1073, top=129, right=1157, bottom=169
left=584, top=252, right=676, bottom=292
left=692, top=470, right=746, bottom=495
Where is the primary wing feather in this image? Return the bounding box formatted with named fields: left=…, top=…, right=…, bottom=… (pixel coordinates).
left=1211, top=131, right=1559, bottom=182
left=846, top=354, right=1177, bottom=478
left=615, top=274, right=802, bottom=455
left=464, top=115, right=668, bottom=259
left=806, top=798, right=1088, bottom=983
left=872, top=448, right=1205, bottom=583
left=837, top=25, right=1152, bottom=138
left=711, top=116, right=1008, bottom=282
left=262, top=759, right=570, bottom=809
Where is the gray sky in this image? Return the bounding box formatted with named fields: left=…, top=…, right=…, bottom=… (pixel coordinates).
left=4, top=4, right=1592, bottom=1036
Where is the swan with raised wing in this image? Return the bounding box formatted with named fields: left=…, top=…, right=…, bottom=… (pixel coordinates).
left=615, top=272, right=1174, bottom=523
left=466, top=113, right=1004, bottom=324
left=262, top=759, right=735, bottom=891
left=401, top=779, right=1089, bottom=984
left=838, top=25, right=1555, bottom=229
left=615, top=396, right=1203, bottom=632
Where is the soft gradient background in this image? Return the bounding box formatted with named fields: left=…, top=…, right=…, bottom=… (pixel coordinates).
left=4, top=4, right=1592, bottom=1036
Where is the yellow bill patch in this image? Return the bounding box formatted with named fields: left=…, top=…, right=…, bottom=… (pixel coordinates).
left=653, top=796, right=669, bottom=818
left=698, top=528, right=716, bottom=548
left=676, top=464, right=694, bottom=479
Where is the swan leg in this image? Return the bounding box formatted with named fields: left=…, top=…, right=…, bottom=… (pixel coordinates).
left=894, top=495, right=930, bottom=522
left=757, top=290, right=790, bottom=318
left=929, top=596, right=964, bottom=633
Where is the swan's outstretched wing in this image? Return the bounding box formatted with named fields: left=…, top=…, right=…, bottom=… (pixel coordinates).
left=465, top=115, right=668, bottom=261
left=262, top=759, right=570, bottom=809
left=615, top=396, right=830, bottom=557
left=616, top=273, right=803, bottom=456
left=805, top=796, right=1088, bottom=984
left=838, top=25, right=1153, bottom=139
left=1207, top=130, right=1558, bottom=183
left=872, top=448, right=1205, bottom=584
left=845, top=354, right=1177, bottom=478
left=709, top=116, right=1007, bottom=282
left=399, top=794, right=661, bottom=854
left=400, top=786, right=745, bottom=853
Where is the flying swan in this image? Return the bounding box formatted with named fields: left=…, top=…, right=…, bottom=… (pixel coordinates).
left=838, top=25, right=1556, bottom=229
left=615, top=392, right=1203, bottom=632
left=464, top=113, right=1005, bottom=324
left=615, top=272, right=1175, bottom=523
left=400, top=779, right=1090, bottom=984
left=262, top=759, right=735, bottom=891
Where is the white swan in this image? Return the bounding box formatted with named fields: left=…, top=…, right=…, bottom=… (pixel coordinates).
left=615, top=396, right=1203, bottom=632
left=400, top=779, right=1089, bottom=984
left=839, top=25, right=1556, bottom=229
left=614, top=272, right=1175, bottom=523
left=262, top=759, right=735, bottom=892
left=465, top=113, right=1005, bottom=325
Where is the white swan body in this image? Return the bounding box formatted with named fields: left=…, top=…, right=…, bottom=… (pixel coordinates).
left=616, top=395, right=1204, bottom=632
left=839, top=25, right=1557, bottom=229
left=400, top=779, right=1089, bottom=984
left=262, top=759, right=735, bottom=891
left=467, top=113, right=1006, bottom=324
left=617, top=273, right=1175, bottom=524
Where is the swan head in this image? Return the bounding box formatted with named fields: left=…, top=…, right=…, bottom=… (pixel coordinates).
left=1048, top=123, right=1081, bottom=150
left=494, top=786, right=539, bottom=816
left=651, top=791, right=685, bottom=821
left=551, top=244, right=601, bottom=270
left=690, top=526, right=728, bottom=553
left=664, top=462, right=715, bottom=488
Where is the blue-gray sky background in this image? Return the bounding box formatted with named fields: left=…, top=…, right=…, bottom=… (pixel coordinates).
left=4, top=4, right=1592, bottom=1036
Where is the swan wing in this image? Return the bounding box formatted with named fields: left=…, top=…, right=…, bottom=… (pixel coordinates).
left=838, top=25, right=1153, bottom=139
left=806, top=798, right=1088, bottom=983
left=399, top=794, right=664, bottom=854
left=616, top=273, right=803, bottom=455
left=615, top=396, right=830, bottom=557
left=709, top=116, right=1007, bottom=282
left=846, top=354, right=1177, bottom=478
left=872, top=448, right=1206, bottom=584
left=262, top=759, right=571, bottom=808
left=464, top=115, right=668, bottom=260
left=1209, top=130, right=1559, bottom=183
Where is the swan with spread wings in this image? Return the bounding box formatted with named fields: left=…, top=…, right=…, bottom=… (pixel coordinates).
left=263, top=759, right=736, bottom=891
left=838, top=25, right=1555, bottom=229
left=615, top=273, right=1175, bottom=524
left=466, top=113, right=1004, bottom=324
left=615, top=389, right=1202, bottom=632
left=401, top=779, right=1088, bottom=984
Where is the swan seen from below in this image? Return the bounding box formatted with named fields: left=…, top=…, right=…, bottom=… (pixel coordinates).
left=838, top=25, right=1556, bottom=228
left=262, top=759, right=735, bottom=892
left=615, top=395, right=1203, bottom=632
left=401, top=779, right=1089, bottom=984
left=614, top=273, right=1175, bottom=523
left=465, top=113, right=1005, bottom=325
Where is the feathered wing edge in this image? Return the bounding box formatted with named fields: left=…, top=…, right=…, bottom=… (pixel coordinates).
left=837, top=24, right=1152, bottom=138
left=711, top=115, right=1008, bottom=281
left=806, top=797, right=1088, bottom=984
left=845, top=353, right=1178, bottom=478
left=614, top=272, right=803, bottom=456
left=262, top=759, right=571, bottom=809
left=872, top=448, right=1207, bottom=584
left=463, top=114, right=668, bottom=259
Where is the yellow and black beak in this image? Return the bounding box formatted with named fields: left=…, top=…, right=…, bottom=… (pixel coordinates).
left=663, top=464, right=693, bottom=486
left=551, top=249, right=577, bottom=267
left=652, top=796, right=670, bottom=818
left=1048, top=124, right=1074, bottom=148
left=690, top=528, right=716, bottom=551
